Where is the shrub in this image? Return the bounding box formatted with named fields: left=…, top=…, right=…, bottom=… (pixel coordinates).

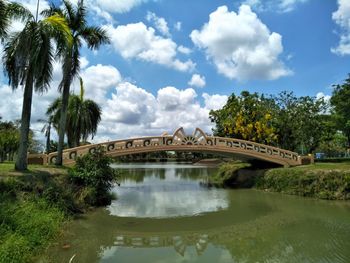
left=257, top=168, right=350, bottom=200
left=69, top=147, right=118, bottom=206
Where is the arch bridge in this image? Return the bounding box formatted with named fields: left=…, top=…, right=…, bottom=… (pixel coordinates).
left=35, top=127, right=301, bottom=167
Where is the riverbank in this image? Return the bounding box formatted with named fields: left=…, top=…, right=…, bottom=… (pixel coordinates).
left=0, top=164, right=69, bottom=262
left=211, top=161, right=350, bottom=200
left=0, top=154, right=117, bottom=263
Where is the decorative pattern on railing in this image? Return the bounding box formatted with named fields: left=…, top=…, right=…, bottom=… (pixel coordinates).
left=45, top=127, right=301, bottom=167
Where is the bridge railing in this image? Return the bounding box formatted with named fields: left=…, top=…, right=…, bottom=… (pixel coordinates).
left=44, top=134, right=300, bottom=167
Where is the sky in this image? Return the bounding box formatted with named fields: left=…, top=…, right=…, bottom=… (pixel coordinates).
left=0, top=0, right=349, bottom=144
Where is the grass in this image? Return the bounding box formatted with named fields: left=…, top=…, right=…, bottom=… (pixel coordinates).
left=0, top=198, right=65, bottom=263
left=0, top=163, right=71, bottom=263
left=0, top=162, right=68, bottom=178
left=208, top=161, right=252, bottom=187
left=256, top=163, right=350, bottom=200
left=0, top=155, right=118, bottom=263
left=294, top=162, right=350, bottom=170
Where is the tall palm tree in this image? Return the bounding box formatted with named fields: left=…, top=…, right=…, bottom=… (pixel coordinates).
left=2, top=2, right=72, bottom=170
left=43, top=0, right=109, bottom=165
left=47, top=77, right=102, bottom=148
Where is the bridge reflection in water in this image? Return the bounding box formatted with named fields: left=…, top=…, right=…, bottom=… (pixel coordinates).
left=113, top=233, right=209, bottom=256
left=41, top=127, right=301, bottom=167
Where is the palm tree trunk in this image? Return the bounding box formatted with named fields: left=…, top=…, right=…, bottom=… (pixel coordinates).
left=56, top=80, right=70, bottom=165
left=15, top=69, right=34, bottom=171
left=45, top=121, right=51, bottom=154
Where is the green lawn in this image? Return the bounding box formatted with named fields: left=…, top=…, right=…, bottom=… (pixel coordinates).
left=0, top=162, right=68, bottom=177
left=295, top=162, right=350, bottom=171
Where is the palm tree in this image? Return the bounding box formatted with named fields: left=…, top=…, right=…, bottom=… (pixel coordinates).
left=2, top=2, right=72, bottom=170
left=43, top=0, right=109, bottom=165
left=38, top=116, right=53, bottom=154
left=47, top=77, right=102, bottom=148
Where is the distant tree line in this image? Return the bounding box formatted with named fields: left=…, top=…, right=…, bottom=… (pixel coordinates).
left=210, top=75, right=350, bottom=156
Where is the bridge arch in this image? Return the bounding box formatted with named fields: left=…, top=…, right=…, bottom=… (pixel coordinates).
left=43, top=127, right=301, bottom=167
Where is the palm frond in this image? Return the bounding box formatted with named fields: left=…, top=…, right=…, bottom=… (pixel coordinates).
left=6, top=2, right=33, bottom=23
left=62, top=0, right=75, bottom=27
left=0, top=0, right=9, bottom=39
left=75, top=0, right=87, bottom=31
left=43, top=14, right=72, bottom=45
left=40, top=3, right=62, bottom=17
left=80, top=26, right=110, bottom=49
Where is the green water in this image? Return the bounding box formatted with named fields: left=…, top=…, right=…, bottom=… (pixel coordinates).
left=44, top=163, right=350, bottom=263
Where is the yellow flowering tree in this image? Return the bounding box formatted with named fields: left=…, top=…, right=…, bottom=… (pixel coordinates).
left=210, top=91, right=278, bottom=145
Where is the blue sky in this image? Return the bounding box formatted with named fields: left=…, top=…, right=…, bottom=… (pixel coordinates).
left=1, top=0, right=349, bottom=141
left=80, top=0, right=348, bottom=96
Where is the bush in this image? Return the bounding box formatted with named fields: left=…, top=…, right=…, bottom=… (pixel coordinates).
left=256, top=168, right=350, bottom=200
left=69, top=147, right=118, bottom=206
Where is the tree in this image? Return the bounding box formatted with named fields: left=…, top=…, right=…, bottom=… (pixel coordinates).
left=330, top=75, right=350, bottom=149
left=274, top=92, right=327, bottom=153
left=210, top=91, right=327, bottom=154
left=0, top=120, right=20, bottom=162
left=38, top=116, right=53, bottom=154
left=47, top=77, right=102, bottom=148
left=210, top=91, right=279, bottom=145
left=2, top=2, right=71, bottom=170
left=43, top=0, right=110, bottom=165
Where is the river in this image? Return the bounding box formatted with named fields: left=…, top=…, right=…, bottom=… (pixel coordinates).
left=43, top=163, right=350, bottom=263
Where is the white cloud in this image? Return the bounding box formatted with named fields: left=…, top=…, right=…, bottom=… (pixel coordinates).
left=188, top=74, right=206, bottom=88
left=332, top=0, right=350, bottom=55
left=178, top=45, right=192, bottom=55
left=190, top=5, right=292, bottom=81
left=277, top=0, right=308, bottom=13
left=203, top=93, right=228, bottom=110
left=316, top=92, right=331, bottom=103
left=80, top=64, right=122, bottom=104
left=103, top=82, right=157, bottom=125
left=106, top=22, right=195, bottom=72
left=95, top=83, right=228, bottom=141
left=174, top=21, right=182, bottom=31
left=80, top=57, right=90, bottom=69
left=157, top=86, right=197, bottom=111
left=146, top=12, right=170, bottom=37
left=16, top=0, right=50, bottom=17
left=96, top=0, right=149, bottom=13
left=243, top=0, right=308, bottom=13
left=0, top=62, right=122, bottom=143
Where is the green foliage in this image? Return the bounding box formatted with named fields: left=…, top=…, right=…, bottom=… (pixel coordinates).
left=274, top=91, right=327, bottom=153
left=69, top=147, right=118, bottom=206
left=47, top=78, right=102, bottom=148
left=331, top=75, right=350, bottom=148
left=0, top=121, right=19, bottom=162
left=0, top=193, right=65, bottom=263
left=210, top=91, right=278, bottom=144
left=2, top=2, right=71, bottom=170
left=210, top=90, right=327, bottom=153
left=209, top=162, right=252, bottom=187
left=257, top=167, right=350, bottom=200
left=43, top=0, right=110, bottom=165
